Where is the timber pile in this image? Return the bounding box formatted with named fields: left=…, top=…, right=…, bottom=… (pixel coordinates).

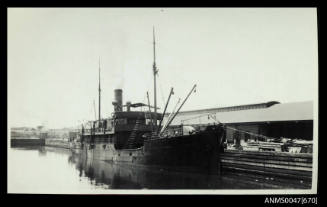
left=221, top=149, right=312, bottom=181
left=242, top=142, right=283, bottom=152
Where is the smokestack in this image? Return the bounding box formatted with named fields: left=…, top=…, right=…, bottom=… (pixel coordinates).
left=112, top=89, right=123, bottom=112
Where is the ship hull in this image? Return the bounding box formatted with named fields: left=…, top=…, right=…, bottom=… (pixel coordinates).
left=81, top=125, right=224, bottom=174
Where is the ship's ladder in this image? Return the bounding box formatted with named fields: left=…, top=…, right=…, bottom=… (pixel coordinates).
left=125, top=116, right=142, bottom=149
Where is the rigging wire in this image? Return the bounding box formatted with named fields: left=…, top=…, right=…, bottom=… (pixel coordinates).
left=141, top=93, right=147, bottom=112
left=180, top=112, right=277, bottom=140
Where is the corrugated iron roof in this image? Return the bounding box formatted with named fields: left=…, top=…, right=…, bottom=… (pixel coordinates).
left=167, top=101, right=313, bottom=125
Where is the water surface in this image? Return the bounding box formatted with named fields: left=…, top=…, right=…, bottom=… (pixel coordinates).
left=8, top=146, right=310, bottom=193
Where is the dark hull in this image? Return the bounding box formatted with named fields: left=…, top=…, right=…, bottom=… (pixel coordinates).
left=72, top=151, right=225, bottom=189
left=81, top=125, right=224, bottom=174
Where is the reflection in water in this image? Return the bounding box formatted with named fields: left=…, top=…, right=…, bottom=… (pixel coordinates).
left=38, top=147, right=47, bottom=156
left=71, top=149, right=310, bottom=189
left=76, top=155, right=225, bottom=189
left=8, top=147, right=310, bottom=193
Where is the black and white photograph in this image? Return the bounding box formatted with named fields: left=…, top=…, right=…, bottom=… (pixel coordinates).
left=7, top=8, right=318, bottom=195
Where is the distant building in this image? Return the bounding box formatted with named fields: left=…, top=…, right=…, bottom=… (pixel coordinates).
left=39, top=132, right=48, bottom=139
left=10, top=127, right=38, bottom=138
left=165, top=101, right=313, bottom=144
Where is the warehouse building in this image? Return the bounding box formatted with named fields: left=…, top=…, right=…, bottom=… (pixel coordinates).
left=165, top=101, right=313, bottom=144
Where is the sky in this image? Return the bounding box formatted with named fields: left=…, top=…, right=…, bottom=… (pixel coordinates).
left=8, top=8, right=318, bottom=129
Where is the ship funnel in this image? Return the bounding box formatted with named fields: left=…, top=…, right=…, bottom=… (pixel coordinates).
left=112, top=89, right=123, bottom=112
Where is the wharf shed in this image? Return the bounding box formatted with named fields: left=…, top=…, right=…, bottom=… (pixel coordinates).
left=165, top=101, right=313, bottom=142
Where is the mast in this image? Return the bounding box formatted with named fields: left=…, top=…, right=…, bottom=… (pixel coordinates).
left=98, top=57, right=101, bottom=122
left=146, top=91, right=154, bottom=131
left=93, top=100, right=97, bottom=120
left=152, top=27, right=158, bottom=127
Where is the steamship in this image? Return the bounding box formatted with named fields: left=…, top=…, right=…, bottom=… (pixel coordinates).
left=79, top=30, right=225, bottom=174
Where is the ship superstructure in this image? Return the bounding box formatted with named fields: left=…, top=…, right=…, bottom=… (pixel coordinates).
left=79, top=29, right=225, bottom=174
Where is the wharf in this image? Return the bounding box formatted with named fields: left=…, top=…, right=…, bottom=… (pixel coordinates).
left=221, top=149, right=312, bottom=183
left=45, top=139, right=70, bottom=149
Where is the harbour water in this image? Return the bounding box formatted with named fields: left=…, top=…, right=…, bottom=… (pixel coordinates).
left=7, top=146, right=310, bottom=193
